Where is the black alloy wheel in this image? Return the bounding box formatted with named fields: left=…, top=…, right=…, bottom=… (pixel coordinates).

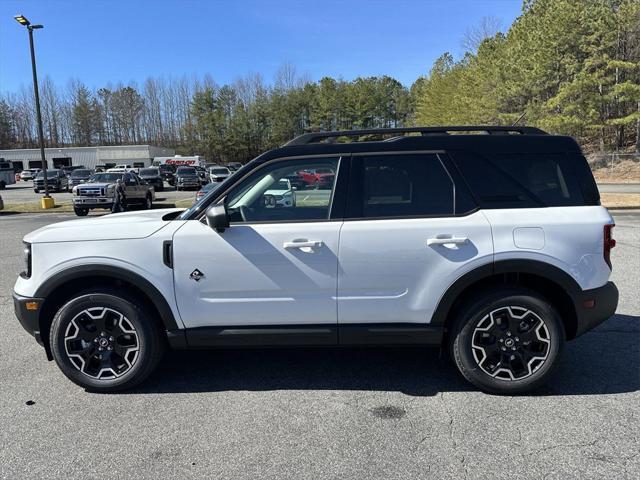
left=450, top=288, right=564, bottom=394
left=50, top=292, right=165, bottom=391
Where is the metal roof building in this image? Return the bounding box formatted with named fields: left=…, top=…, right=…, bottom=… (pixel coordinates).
left=0, top=145, right=175, bottom=171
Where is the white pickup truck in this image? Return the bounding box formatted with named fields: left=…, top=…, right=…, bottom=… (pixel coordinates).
left=72, top=171, right=155, bottom=216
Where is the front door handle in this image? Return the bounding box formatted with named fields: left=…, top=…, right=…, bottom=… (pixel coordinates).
left=426, top=236, right=469, bottom=246
left=283, top=240, right=324, bottom=249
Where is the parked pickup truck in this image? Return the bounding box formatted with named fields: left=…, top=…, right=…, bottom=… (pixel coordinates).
left=72, top=171, right=155, bottom=216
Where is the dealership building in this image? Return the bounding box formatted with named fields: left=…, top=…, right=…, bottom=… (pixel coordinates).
left=0, top=145, right=175, bottom=171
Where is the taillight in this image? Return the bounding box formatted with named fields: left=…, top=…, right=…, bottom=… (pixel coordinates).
left=604, top=224, right=616, bottom=269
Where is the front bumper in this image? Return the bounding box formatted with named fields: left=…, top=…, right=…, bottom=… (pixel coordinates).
left=573, top=281, right=618, bottom=337
left=13, top=292, right=45, bottom=346
left=73, top=197, right=113, bottom=207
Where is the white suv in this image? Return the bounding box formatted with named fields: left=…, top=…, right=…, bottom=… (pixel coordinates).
left=13, top=126, right=618, bottom=393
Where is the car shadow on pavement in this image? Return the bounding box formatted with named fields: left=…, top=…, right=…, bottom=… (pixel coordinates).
left=124, top=314, right=639, bottom=397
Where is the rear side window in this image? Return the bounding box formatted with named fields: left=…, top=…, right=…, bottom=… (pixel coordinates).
left=351, top=154, right=454, bottom=218
left=451, top=151, right=595, bottom=208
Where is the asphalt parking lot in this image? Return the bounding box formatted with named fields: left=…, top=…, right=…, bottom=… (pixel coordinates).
left=0, top=210, right=638, bottom=479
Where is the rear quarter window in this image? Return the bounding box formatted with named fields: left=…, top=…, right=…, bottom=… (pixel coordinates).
left=451, top=151, right=598, bottom=208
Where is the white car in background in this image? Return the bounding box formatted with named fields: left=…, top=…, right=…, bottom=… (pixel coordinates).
left=208, top=166, right=231, bottom=183
left=20, top=169, right=41, bottom=181
left=263, top=178, right=296, bottom=208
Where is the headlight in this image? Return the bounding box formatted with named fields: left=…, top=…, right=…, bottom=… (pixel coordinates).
left=22, top=242, right=32, bottom=279
left=72, top=186, right=78, bottom=195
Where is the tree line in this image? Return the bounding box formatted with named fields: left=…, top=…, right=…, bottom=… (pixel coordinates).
left=414, top=0, right=640, bottom=153
left=0, top=0, right=638, bottom=163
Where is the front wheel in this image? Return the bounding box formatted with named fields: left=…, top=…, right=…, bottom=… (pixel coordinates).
left=450, top=288, right=565, bottom=395
left=144, top=194, right=152, bottom=210
left=74, top=207, right=89, bottom=217
left=49, top=291, right=165, bottom=392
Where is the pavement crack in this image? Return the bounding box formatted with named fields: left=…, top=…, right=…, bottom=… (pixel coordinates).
left=526, top=438, right=599, bottom=457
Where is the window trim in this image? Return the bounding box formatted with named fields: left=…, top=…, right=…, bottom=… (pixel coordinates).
left=344, top=150, right=462, bottom=222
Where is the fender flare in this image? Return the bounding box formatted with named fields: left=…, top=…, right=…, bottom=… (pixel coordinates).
left=35, top=264, right=179, bottom=331
left=430, top=259, right=581, bottom=328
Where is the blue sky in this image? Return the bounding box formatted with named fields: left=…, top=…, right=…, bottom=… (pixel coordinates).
left=0, top=0, right=522, bottom=93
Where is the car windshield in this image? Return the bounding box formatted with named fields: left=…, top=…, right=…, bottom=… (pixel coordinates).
left=140, top=168, right=159, bottom=176
left=88, top=173, right=123, bottom=183
left=177, top=167, right=196, bottom=175
left=271, top=180, right=290, bottom=190
left=71, top=169, right=91, bottom=177
left=211, top=168, right=229, bottom=174
left=36, top=170, right=59, bottom=178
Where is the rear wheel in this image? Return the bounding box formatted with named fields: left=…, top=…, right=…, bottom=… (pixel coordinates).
left=450, top=288, right=564, bottom=395
left=144, top=194, right=152, bottom=209
left=50, top=291, right=165, bottom=392
left=0, top=181, right=6, bottom=190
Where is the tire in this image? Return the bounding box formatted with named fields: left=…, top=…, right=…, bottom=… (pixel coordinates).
left=49, top=291, right=165, bottom=392
left=34, top=189, right=39, bottom=193
left=74, top=207, right=89, bottom=217
left=0, top=181, right=5, bottom=190
left=450, top=287, right=565, bottom=395
left=144, top=194, right=152, bottom=210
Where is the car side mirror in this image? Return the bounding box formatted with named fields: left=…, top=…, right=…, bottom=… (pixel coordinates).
left=206, top=203, right=230, bottom=232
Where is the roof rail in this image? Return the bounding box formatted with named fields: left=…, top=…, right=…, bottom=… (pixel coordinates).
left=283, top=126, right=547, bottom=146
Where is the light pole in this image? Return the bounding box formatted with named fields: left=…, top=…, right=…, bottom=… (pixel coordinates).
left=14, top=14, right=52, bottom=205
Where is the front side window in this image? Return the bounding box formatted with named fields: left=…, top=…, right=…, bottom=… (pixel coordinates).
left=354, top=154, right=454, bottom=218
left=124, top=173, right=137, bottom=185
left=225, top=157, right=339, bottom=223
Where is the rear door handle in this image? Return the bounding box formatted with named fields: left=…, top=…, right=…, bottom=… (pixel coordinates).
left=283, top=240, right=324, bottom=249
left=426, top=236, right=469, bottom=246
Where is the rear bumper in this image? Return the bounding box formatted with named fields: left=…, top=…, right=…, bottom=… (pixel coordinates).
left=13, top=292, right=45, bottom=346
left=573, top=281, right=618, bottom=338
